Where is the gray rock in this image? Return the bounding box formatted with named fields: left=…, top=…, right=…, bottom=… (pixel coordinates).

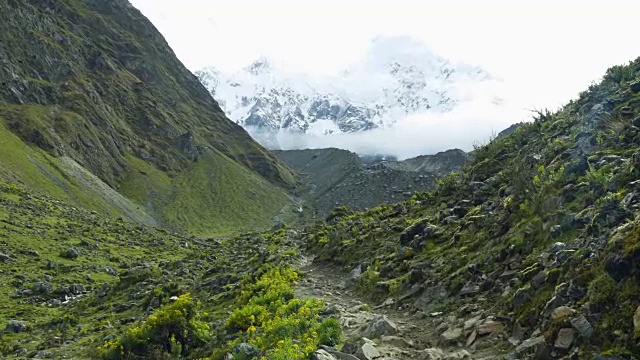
left=363, top=315, right=398, bottom=339
left=570, top=315, right=594, bottom=338
left=399, top=220, right=426, bottom=245
left=445, top=351, right=472, bottom=360
left=551, top=306, right=575, bottom=320
left=409, top=269, right=425, bottom=284
left=439, top=327, right=463, bottom=345
left=513, top=286, right=532, bottom=307
left=233, top=343, right=258, bottom=358
left=0, top=253, right=9, bottom=262
left=15, top=348, right=27, bottom=355
left=554, top=328, right=575, bottom=350
left=515, top=336, right=547, bottom=357
left=346, top=264, right=365, bottom=285
left=6, top=320, right=27, bottom=333
left=314, top=349, right=338, bottom=360
left=323, top=304, right=344, bottom=315
left=634, top=306, right=640, bottom=335
left=62, top=247, right=80, bottom=259
left=477, top=319, right=505, bottom=335
left=33, top=281, right=53, bottom=294
left=530, top=271, right=546, bottom=290
left=356, top=342, right=380, bottom=360
left=422, top=348, right=445, bottom=360
left=320, top=345, right=361, bottom=360
left=71, top=283, right=85, bottom=294
left=380, top=335, right=414, bottom=348
left=34, top=351, right=53, bottom=358
left=97, top=283, right=110, bottom=297
left=458, top=281, right=479, bottom=296
left=148, top=296, right=160, bottom=310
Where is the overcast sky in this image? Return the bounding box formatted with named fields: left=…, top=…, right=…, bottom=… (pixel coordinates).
left=130, top=0, right=640, bottom=110
left=128, top=0, right=640, bottom=156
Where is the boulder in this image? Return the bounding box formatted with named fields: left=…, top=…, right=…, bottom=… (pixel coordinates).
left=458, top=282, right=479, bottom=296
left=439, top=327, right=463, bottom=345
left=445, top=351, right=472, bottom=360
left=356, top=342, right=380, bottom=360
left=314, top=350, right=338, bottom=360
left=363, top=315, right=398, bottom=339
left=380, top=335, right=414, bottom=348
left=33, top=281, right=53, bottom=294
left=346, top=264, right=366, bottom=285
left=320, top=345, right=361, bottom=360
left=233, top=343, right=258, bottom=358
left=551, top=306, right=575, bottom=320
left=477, top=319, right=505, bottom=335
left=514, top=336, right=548, bottom=358
left=0, top=253, right=9, bottom=262
left=409, top=269, right=425, bottom=284
left=62, top=247, right=80, bottom=259
left=323, top=304, right=344, bottom=315
left=421, top=348, right=445, bottom=360
left=554, top=328, right=575, bottom=350
left=6, top=320, right=27, bottom=333
left=400, top=221, right=426, bottom=245
left=634, top=306, right=640, bottom=334
left=570, top=315, right=594, bottom=339
left=513, top=286, right=532, bottom=307
left=34, top=351, right=53, bottom=359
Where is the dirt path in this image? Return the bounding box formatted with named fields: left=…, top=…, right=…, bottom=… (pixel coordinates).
left=295, top=256, right=502, bottom=360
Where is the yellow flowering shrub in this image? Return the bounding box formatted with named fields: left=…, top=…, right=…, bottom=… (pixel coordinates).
left=221, top=266, right=342, bottom=360
left=98, top=293, right=211, bottom=359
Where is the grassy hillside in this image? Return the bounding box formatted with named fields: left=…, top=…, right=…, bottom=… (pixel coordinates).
left=0, top=0, right=296, bottom=234
left=0, top=180, right=339, bottom=359
left=302, top=58, right=640, bottom=357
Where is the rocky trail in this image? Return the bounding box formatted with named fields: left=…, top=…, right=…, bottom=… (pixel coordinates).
left=295, top=257, right=505, bottom=360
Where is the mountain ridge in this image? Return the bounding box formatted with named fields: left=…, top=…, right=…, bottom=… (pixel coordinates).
left=0, top=0, right=296, bottom=235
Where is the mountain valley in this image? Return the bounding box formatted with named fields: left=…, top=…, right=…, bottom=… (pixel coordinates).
left=0, top=1, right=639, bottom=359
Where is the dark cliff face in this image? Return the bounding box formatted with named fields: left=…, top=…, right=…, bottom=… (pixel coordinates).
left=0, top=0, right=294, bottom=188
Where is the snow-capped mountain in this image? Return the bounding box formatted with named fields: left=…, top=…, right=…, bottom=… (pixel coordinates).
left=196, top=36, right=501, bottom=145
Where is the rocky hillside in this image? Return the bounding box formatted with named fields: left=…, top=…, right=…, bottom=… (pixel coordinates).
left=0, top=0, right=296, bottom=235
left=196, top=36, right=500, bottom=145
left=302, top=59, right=640, bottom=358
left=275, top=148, right=471, bottom=216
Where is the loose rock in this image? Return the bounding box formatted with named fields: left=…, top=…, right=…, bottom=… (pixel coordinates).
left=554, top=328, right=575, bottom=350
left=439, top=327, right=463, bottom=345
left=570, top=315, right=594, bottom=339
left=6, top=320, right=27, bottom=333
left=363, top=315, right=398, bottom=339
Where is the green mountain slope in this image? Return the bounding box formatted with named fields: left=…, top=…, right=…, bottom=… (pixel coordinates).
left=302, top=59, right=640, bottom=357
left=0, top=180, right=334, bottom=359
left=0, top=0, right=295, bottom=234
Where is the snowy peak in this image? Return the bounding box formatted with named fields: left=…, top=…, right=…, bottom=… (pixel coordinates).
left=245, top=56, right=273, bottom=75
left=197, top=36, right=501, bottom=146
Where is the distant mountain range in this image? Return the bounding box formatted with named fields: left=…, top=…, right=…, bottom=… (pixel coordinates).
left=196, top=36, right=504, bottom=148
